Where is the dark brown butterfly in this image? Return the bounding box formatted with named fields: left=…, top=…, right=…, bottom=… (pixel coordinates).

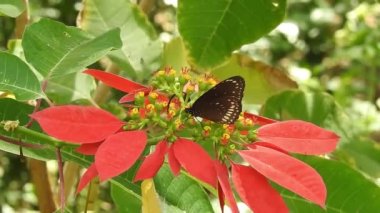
left=185, top=76, right=245, bottom=124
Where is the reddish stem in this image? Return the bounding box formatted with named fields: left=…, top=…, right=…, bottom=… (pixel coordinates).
left=56, top=147, right=65, bottom=211
left=0, top=134, right=44, bottom=149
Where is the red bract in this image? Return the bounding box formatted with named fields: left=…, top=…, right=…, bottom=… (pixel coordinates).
left=239, top=145, right=327, bottom=207
left=134, top=141, right=169, bottom=181
left=31, top=105, right=124, bottom=144
left=76, top=130, right=148, bottom=193
left=168, top=145, right=180, bottom=175
left=243, top=112, right=277, bottom=126
left=215, top=161, right=238, bottom=213
left=133, top=138, right=217, bottom=188
left=76, top=142, right=102, bottom=155
left=77, top=163, right=98, bottom=193
left=84, top=69, right=146, bottom=93
left=172, top=138, right=217, bottom=188
left=231, top=163, right=288, bottom=213
left=95, top=131, right=147, bottom=181
left=257, top=120, right=339, bottom=155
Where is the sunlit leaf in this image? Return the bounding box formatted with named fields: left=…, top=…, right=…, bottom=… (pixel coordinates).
left=0, top=0, right=25, bottom=17
left=141, top=179, right=162, bottom=213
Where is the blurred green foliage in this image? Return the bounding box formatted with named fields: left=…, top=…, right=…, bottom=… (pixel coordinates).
left=1, top=0, right=380, bottom=212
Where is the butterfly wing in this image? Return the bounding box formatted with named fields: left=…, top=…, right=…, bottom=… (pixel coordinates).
left=187, top=76, right=245, bottom=124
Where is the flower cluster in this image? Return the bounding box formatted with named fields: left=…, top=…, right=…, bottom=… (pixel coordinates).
left=31, top=68, right=340, bottom=213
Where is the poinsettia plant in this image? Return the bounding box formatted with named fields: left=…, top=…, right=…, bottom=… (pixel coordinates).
left=30, top=68, right=339, bottom=212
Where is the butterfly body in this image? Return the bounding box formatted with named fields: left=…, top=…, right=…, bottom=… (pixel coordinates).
left=185, top=76, right=245, bottom=124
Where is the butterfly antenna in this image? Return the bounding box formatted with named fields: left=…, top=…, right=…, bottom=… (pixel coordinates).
left=167, top=94, right=176, bottom=114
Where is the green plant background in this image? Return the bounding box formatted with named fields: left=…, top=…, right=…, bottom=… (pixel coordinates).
left=1, top=0, right=380, bottom=212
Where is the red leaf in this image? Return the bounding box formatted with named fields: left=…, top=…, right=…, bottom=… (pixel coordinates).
left=119, top=87, right=152, bottom=103
left=31, top=105, right=124, bottom=144
left=77, top=163, right=98, bottom=194
left=168, top=145, right=180, bottom=176
left=248, top=142, right=289, bottom=155
left=214, top=161, right=239, bottom=213
left=239, top=146, right=327, bottom=207
left=173, top=138, right=217, bottom=188
left=84, top=69, right=146, bottom=93
left=218, top=183, right=225, bottom=213
left=243, top=112, right=277, bottom=126
left=134, top=141, right=169, bottom=181
left=76, top=142, right=102, bottom=155
left=231, top=163, right=288, bottom=213
left=257, top=120, right=339, bottom=154
left=95, top=131, right=147, bottom=181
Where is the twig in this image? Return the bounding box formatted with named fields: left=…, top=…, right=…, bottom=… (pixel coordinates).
left=56, top=147, right=65, bottom=211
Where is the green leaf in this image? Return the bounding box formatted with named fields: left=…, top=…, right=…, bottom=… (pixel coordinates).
left=0, top=51, right=45, bottom=100
left=0, top=98, right=33, bottom=124
left=154, top=165, right=214, bottom=213
left=45, top=72, right=96, bottom=104
left=212, top=54, right=297, bottom=104
left=163, top=37, right=189, bottom=71
left=0, top=0, right=25, bottom=17
left=111, top=182, right=142, bottom=213
left=78, top=0, right=163, bottom=78
left=279, top=156, right=380, bottom=212
left=338, top=138, right=380, bottom=179
left=178, top=0, right=287, bottom=68
left=261, top=90, right=337, bottom=126
left=22, top=18, right=122, bottom=79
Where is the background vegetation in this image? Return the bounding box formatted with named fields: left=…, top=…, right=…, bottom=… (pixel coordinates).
left=0, top=0, right=379, bottom=212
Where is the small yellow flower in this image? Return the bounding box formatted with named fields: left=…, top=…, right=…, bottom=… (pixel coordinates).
left=168, top=109, right=176, bottom=118
left=174, top=119, right=182, bottom=129
left=222, top=133, right=230, bottom=140
left=168, top=69, right=176, bottom=75
left=130, top=108, right=139, bottom=115
left=203, top=126, right=211, bottom=131
left=146, top=104, right=155, bottom=111
left=137, top=91, right=145, bottom=97
left=245, top=118, right=253, bottom=126
left=149, top=92, right=158, bottom=99
left=156, top=70, right=165, bottom=76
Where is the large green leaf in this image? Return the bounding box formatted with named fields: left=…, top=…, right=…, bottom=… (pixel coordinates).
left=22, top=18, right=122, bottom=79
left=78, top=0, right=163, bottom=79
left=261, top=90, right=337, bottom=126
left=0, top=0, right=25, bottom=17
left=279, top=156, right=380, bottom=212
left=0, top=52, right=45, bottom=100
left=339, top=138, right=380, bottom=179
left=163, top=37, right=189, bottom=71
left=0, top=98, right=33, bottom=124
left=111, top=182, right=142, bottom=213
left=45, top=72, right=96, bottom=104
left=178, top=0, right=287, bottom=68
left=212, top=54, right=297, bottom=104
left=154, top=165, right=214, bottom=213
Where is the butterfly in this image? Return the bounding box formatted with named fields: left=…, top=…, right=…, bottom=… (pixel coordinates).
left=185, top=76, right=245, bottom=124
